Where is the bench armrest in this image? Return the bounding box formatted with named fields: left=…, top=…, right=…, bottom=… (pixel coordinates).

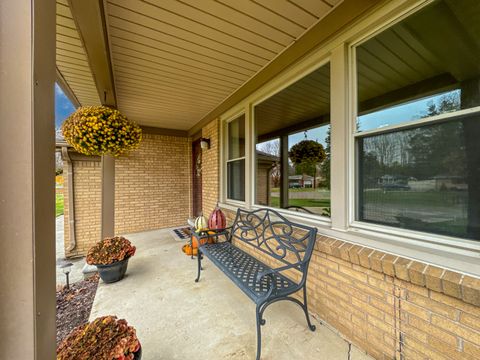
left=255, top=263, right=299, bottom=283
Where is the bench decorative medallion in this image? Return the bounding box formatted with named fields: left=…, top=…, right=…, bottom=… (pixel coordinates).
left=194, top=208, right=318, bottom=360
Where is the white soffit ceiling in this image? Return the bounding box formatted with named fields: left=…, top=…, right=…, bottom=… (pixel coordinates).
left=105, top=0, right=342, bottom=129
left=56, top=0, right=101, bottom=106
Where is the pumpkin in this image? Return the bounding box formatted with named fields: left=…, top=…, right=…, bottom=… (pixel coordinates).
left=194, top=214, right=208, bottom=232
left=182, top=244, right=198, bottom=256
left=208, top=205, right=226, bottom=230
left=191, top=231, right=216, bottom=248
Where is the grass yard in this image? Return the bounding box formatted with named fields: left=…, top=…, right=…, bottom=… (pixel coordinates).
left=270, top=197, right=330, bottom=208
left=56, top=192, right=64, bottom=217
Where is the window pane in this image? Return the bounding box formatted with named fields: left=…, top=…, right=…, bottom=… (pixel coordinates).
left=227, top=159, right=245, bottom=201
left=254, top=63, right=331, bottom=217
left=358, top=113, right=480, bottom=240
left=357, top=0, right=480, bottom=132
left=255, top=139, right=280, bottom=207
left=287, top=126, right=330, bottom=216
left=228, top=115, right=245, bottom=160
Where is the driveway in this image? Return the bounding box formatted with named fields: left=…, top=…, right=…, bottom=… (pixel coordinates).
left=56, top=215, right=85, bottom=286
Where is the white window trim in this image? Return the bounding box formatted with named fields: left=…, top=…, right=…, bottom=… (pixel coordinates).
left=217, top=0, right=480, bottom=277
left=224, top=111, right=246, bottom=205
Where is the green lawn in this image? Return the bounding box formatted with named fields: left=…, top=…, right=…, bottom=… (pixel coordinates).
left=270, top=197, right=330, bottom=208
left=56, top=193, right=64, bottom=217
left=271, top=187, right=329, bottom=193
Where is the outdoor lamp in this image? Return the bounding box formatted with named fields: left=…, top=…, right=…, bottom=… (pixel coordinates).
left=200, top=137, right=210, bottom=150
left=60, top=262, right=74, bottom=289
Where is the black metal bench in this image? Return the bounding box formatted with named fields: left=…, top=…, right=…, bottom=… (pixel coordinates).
left=195, top=208, right=317, bottom=360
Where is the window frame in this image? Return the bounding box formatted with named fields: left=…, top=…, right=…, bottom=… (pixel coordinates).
left=251, top=59, right=333, bottom=223
left=348, top=2, right=480, bottom=251
left=224, top=112, right=247, bottom=204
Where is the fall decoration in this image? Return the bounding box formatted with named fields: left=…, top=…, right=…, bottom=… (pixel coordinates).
left=191, top=231, right=216, bottom=249
left=56, top=315, right=141, bottom=360
left=194, top=214, right=208, bottom=232
left=62, top=105, right=142, bottom=156
left=208, top=205, right=226, bottom=230
left=86, top=236, right=136, bottom=266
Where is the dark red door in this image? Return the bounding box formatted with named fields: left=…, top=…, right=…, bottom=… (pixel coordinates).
left=192, top=139, right=202, bottom=217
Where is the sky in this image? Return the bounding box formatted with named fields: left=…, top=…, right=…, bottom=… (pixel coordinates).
left=358, top=89, right=461, bottom=132
left=55, top=83, right=75, bottom=129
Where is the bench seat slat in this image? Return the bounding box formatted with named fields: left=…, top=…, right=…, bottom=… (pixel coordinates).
left=201, top=242, right=296, bottom=304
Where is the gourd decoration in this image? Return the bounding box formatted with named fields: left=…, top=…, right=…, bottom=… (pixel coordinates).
left=194, top=214, right=208, bottom=232
left=208, top=205, right=226, bottom=230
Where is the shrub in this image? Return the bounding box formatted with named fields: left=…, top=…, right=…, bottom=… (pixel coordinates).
left=62, top=106, right=142, bottom=157
left=86, top=236, right=136, bottom=265
left=56, top=315, right=140, bottom=360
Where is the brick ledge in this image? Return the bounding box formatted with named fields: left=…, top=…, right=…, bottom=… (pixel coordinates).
left=317, top=236, right=480, bottom=307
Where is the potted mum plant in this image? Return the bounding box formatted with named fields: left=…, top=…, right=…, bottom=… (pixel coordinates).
left=87, top=236, right=136, bottom=283
left=57, top=315, right=141, bottom=360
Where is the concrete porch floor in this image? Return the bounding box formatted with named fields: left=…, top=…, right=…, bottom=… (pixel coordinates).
left=90, top=228, right=373, bottom=360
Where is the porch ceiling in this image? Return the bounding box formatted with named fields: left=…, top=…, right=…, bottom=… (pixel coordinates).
left=56, top=0, right=101, bottom=106
left=56, top=0, right=342, bottom=130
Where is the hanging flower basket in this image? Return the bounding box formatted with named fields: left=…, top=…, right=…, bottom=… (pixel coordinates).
left=62, top=105, right=142, bottom=156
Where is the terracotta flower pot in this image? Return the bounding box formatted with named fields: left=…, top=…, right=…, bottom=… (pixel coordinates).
left=95, top=257, right=130, bottom=283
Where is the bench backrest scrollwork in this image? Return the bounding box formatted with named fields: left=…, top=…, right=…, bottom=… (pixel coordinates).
left=230, top=208, right=317, bottom=274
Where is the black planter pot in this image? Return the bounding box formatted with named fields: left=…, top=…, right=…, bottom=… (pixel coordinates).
left=95, top=257, right=130, bottom=283
left=134, top=345, right=142, bottom=360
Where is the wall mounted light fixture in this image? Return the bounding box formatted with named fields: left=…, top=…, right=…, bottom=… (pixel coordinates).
left=200, top=137, right=210, bottom=150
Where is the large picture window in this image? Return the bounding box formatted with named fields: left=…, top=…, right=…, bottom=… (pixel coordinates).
left=355, top=0, right=480, bottom=240
left=255, top=63, right=331, bottom=217
left=226, top=114, right=245, bottom=201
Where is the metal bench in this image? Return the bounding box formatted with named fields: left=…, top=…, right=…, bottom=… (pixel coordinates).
left=195, top=208, right=317, bottom=360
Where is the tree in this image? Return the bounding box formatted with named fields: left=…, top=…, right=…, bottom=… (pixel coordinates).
left=289, top=140, right=326, bottom=188
left=320, top=126, right=331, bottom=189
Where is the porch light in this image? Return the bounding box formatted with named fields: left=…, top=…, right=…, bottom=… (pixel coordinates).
left=200, top=137, right=210, bottom=150
left=60, top=262, right=74, bottom=289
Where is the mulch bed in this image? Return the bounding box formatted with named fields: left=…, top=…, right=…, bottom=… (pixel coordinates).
left=56, top=274, right=99, bottom=346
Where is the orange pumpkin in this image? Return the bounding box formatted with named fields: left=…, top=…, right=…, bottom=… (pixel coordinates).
left=191, top=231, right=216, bottom=248
left=182, top=244, right=198, bottom=256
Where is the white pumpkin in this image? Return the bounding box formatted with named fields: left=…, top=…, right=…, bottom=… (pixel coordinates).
left=194, top=214, right=208, bottom=232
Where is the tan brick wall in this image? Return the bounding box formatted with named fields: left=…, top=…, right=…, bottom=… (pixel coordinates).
left=63, top=159, right=102, bottom=258
left=115, top=133, right=191, bottom=234
left=221, top=208, right=480, bottom=360
left=201, top=119, right=219, bottom=217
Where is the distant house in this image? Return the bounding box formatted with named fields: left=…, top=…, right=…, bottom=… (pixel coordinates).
left=256, top=150, right=279, bottom=206
left=433, top=175, right=467, bottom=191
left=289, top=174, right=314, bottom=188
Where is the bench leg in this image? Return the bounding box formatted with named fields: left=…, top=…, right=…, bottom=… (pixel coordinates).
left=255, top=303, right=265, bottom=360
left=302, top=285, right=316, bottom=331
left=195, top=249, right=202, bottom=282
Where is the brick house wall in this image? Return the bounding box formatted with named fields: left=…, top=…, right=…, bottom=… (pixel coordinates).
left=63, top=133, right=191, bottom=257
left=221, top=209, right=480, bottom=360
left=201, top=119, right=219, bottom=217
left=63, top=158, right=102, bottom=258
left=115, top=133, right=191, bottom=234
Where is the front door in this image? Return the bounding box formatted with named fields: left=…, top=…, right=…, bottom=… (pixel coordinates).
left=192, top=139, right=202, bottom=217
